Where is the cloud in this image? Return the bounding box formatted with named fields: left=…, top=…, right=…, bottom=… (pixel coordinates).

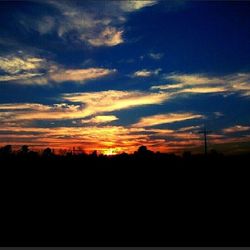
left=81, top=115, right=118, bottom=124
left=0, top=54, right=50, bottom=84
left=151, top=83, right=182, bottom=90
left=0, top=124, right=152, bottom=154
left=166, top=73, right=225, bottom=85
left=0, top=103, right=50, bottom=111
left=0, top=54, right=116, bottom=85
left=132, top=113, right=204, bottom=127
left=63, top=90, right=169, bottom=116
left=151, top=72, right=250, bottom=96
left=0, top=88, right=172, bottom=154
left=213, top=112, right=224, bottom=118
left=133, top=68, right=161, bottom=77
left=180, top=87, right=226, bottom=93
left=148, top=52, right=164, bottom=60
left=36, top=16, right=56, bottom=35
left=0, top=56, right=45, bottom=74
left=0, top=122, right=208, bottom=154
left=0, top=122, right=204, bottom=154
left=21, top=0, right=158, bottom=48
left=1, top=110, right=249, bottom=154
left=0, top=73, right=44, bottom=82
left=177, top=125, right=201, bottom=132
left=0, top=103, right=82, bottom=121
left=223, top=125, right=250, bottom=134
left=0, top=90, right=169, bottom=123
left=118, top=1, right=158, bottom=12
left=49, top=68, right=116, bottom=83
left=86, top=27, right=123, bottom=47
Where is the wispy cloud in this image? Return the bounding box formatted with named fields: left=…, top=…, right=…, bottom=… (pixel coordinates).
left=86, top=27, right=123, bottom=47
left=180, top=87, right=226, bottom=93
left=0, top=90, right=170, bottom=123
left=0, top=73, right=44, bottom=82
left=132, top=68, right=161, bottom=77
left=19, top=0, right=158, bottom=48
left=118, top=1, right=157, bottom=12
left=81, top=115, right=118, bottom=124
left=0, top=123, right=203, bottom=154
left=223, top=125, right=250, bottom=134
left=148, top=52, right=164, bottom=60
left=132, top=113, right=204, bottom=127
left=0, top=56, right=45, bottom=74
left=1, top=112, right=249, bottom=154
left=0, top=125, right=148, bottom=153
left=0, top=103, right=83, bottom=121
left=177, top=125, right=201, bottom=132
left=50, top=68, right=116, bottom=83
left=166, top=73, right=225, bottom=85
left=0, top=54, right=116, bottom=85
left=151, top=72, right=250, bottom=96
left=0, top=122, right=209, bottom=154
left=63, top=90, right=170, bottom=116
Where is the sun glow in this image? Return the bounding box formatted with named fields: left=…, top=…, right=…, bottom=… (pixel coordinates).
left=102, top=148, right=122, bottom=156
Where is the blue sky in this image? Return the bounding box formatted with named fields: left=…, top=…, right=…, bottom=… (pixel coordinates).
left=0, top=0, right=250, bottom=154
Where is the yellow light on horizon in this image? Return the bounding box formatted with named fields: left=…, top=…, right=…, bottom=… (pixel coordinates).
left=102, top=148, right=121, bottom=156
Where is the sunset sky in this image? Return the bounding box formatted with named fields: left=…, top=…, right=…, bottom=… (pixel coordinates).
left=0, top=0, right=250, bottom=154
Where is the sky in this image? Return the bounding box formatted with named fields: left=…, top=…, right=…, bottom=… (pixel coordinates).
left=0, top=0, right=250, bottom=155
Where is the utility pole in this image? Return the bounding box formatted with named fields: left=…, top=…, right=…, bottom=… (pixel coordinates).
left=198, top=126, right=212, bottom=156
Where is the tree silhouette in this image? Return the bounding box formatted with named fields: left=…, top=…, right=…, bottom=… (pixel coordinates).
left=42, top=147, right=53, bottom=157
left=20, top=145, right=29, bottom=154
left=136, top=145, right=153, bottom=157
left=0, top=145, right=12, bottom=156
left=138, top=146, right=148, bottom=154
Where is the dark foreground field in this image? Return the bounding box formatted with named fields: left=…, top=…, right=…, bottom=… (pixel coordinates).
left=0, top=149, right=250, bottom=246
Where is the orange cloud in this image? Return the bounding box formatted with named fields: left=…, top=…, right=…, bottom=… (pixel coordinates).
left=49, top=68, right=116, bottom=83
left=132, top=113, right=204, bottom=127
left=0, top=54, right=116, bottom=85
left=0, top=56, right=45, bottom=74
left=81, top=115, right=118, bottom=124
left=151, top=72, right=250, bottom=96
left=0, top=125, right=150, bottom=154
left=0, top=90, right=170, bottom=122
left=223, top=125, right=250, bottom=134
left=180, top=87, right=226, bottom=93
left=1, top=123, right=249, bottom=155
left=119, top=0, right=157, bottom=12
left=63, top=90, right=170, bottom=116
left=87, top=27, right=123, bottom=47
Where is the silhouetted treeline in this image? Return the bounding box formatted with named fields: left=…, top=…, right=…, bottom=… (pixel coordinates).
left=1, top=144, right=250, bottom=246
left=1, top=144, right=249, bottom=168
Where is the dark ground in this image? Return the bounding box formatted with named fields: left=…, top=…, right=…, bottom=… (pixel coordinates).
left=0, top=148, right=249, bottom=247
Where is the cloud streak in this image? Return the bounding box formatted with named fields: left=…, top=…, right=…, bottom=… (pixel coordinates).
left=148, top=52, right=164, bottom=60
left=0, top=90, right=170, bottom=123
left=19, top=0, right=158, bottom=48
left=63, top=90, right=170, bottom=116
left=0, top=56, right=45, bottom=74
left=118, top=1, right=157, bottom=12
left=0, top=54, right=116, bottom=85
left=49, top=68, right=116, bottom=83
left=151, top=72, right=250, bottom=96
left=223, top=125, right=250, bottom=134
left=86, top=27, right=123, bottom=47
left=132, top=113, right=204, bottom=127
left=81, top=115, right=118, bottom=124
left=133, top=68, right=161, bottom=77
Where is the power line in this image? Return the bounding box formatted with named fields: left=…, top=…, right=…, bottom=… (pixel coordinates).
left=198, top=126, right=212, bottom=156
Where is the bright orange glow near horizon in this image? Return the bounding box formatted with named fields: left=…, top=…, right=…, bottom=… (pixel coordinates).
left=1, top=123, right=250, bottom=155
